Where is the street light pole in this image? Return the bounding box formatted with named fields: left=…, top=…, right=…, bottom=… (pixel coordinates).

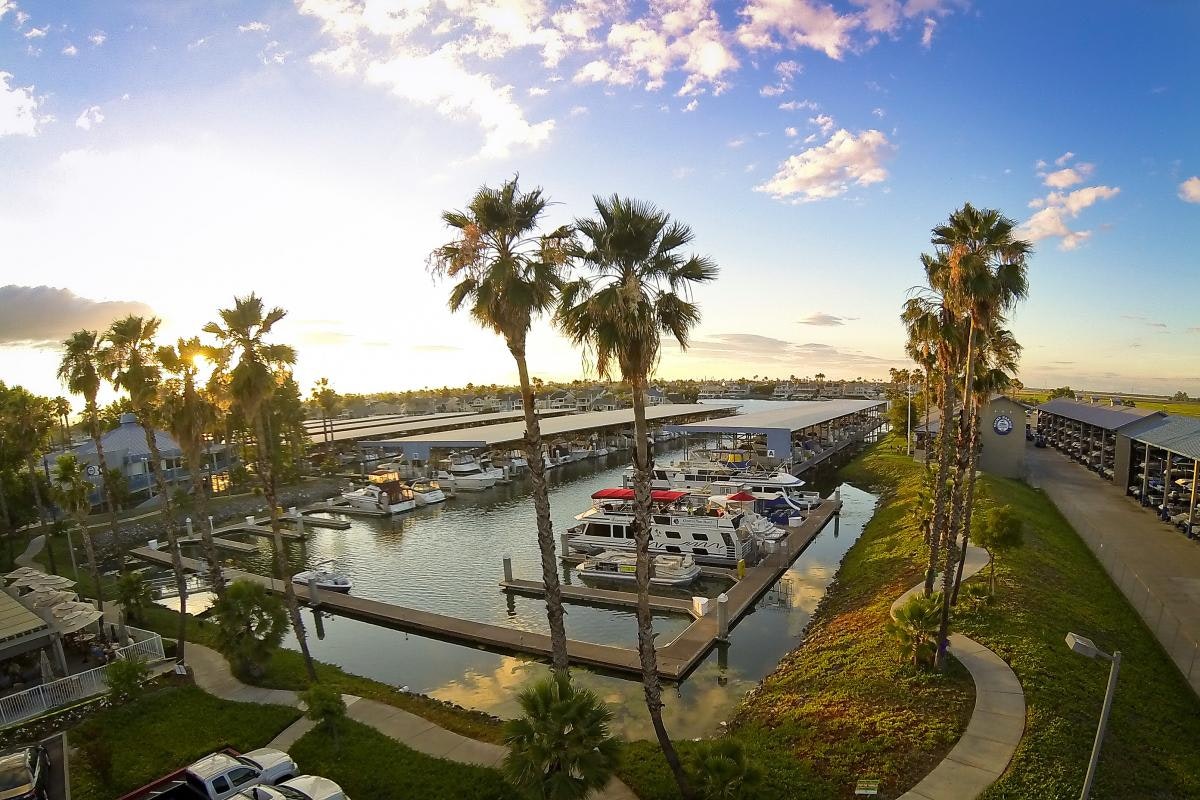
left=1080, top=649, right=1121, bottom=799
left=906, top=382, right=914, bottom=456
left=1066, top=632, right=1122, bottom=800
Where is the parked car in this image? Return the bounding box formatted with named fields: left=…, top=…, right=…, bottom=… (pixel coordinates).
left=0, top=744, right=49, bottom=800
left=142, top=749, right=297, bottom=800
left=239, top=775, right=349, bottom=800
left=1033, top=435, right=1046, bottom=448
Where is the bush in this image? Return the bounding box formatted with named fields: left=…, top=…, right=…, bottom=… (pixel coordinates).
left=687, top=739, right=763, bottom=800
left=210, top=580, right=288, bottom=679
left=106, top=655, right=150, bottom=702
left=116, top=572, right=153, bottom=623
left=887, top=593, right=942, bottom=668
left=301, top=683, right=346, bottom=731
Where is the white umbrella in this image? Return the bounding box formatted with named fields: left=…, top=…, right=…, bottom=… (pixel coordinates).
left=5, top=567, right=41, bottom=581
left=55, top=609, right=104, bottom=635
left=26, top=575, right=76, bottom=591
left=50, top=601, right=95, bottom=619
left=30, top=590, right=77, bottom=609
left=39, top=650, right=55, bottom=683
left=9, top=572, right=51, bottom=587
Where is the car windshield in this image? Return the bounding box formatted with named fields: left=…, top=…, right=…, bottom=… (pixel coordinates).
left=272, top=787, right=309, bottom=800
left=0, top=764, right=31, bottom=791
left=236, top=756, right=263, bottom=771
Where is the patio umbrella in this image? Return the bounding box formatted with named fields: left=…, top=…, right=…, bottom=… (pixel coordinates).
left=51, top=601, right=96, bottom=619
left=29, top=590, right=77, bottom=609
left=39, top=650, right=55, bottom=683
left=9, top=572, right=51, bottom=587
left=4, top=567, right=41, bottom=581
left=55, top=608, right=104, bottom=635
left=26, top=575, right=76, bottom=591
left=727, top=491, right=758, bottom=502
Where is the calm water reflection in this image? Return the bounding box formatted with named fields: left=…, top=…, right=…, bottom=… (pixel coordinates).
left=186, top=403, right=880, bottom=739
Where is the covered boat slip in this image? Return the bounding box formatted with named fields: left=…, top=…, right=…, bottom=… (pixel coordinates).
left=366, top=403, right=731, bottom=463
left=307, top=408, right=575, bottom=445
left=1036, top=398, right=1162, bottom=480
left=663, top=399, right=886, bottom=474
left=1116, top=414, right=1200, bottom=535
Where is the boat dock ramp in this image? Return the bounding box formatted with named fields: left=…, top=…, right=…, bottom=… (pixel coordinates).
left=133, top=493, right=840, bottom=681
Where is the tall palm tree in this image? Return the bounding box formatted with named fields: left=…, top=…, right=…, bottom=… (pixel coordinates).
left=310, top=378, right=339, bottom=445
left=159, top=337, right=226, bottom=601
left=10, top=390, right=52, bottom=537
left=204, top=294, right=318, bottom=682
left=103, top=315, right=189, bottom=663
left=557, top=194, right=717, bottom=800
left=53, top=454, right=105, bottom=610
left=51, top=397, right=71, bottom=450
left=429, top=176, right=573, bottom=673
left=58, top=330, right=124, bottom=566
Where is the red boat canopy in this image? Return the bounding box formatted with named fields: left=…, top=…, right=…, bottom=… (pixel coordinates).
left=591, top=488, right=688, bottom=503
left=726, top=491, right=757, bottom=502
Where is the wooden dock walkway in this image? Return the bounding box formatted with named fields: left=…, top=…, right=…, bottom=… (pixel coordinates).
left=285, top=512, right=351, bottom=530
left=178, top=535, right=258, bottom=554
left=130, top=496, right=840, bottom=680
left=501, top=579, right=699, bottom=619
left=213, top=522, right=305, bottom=541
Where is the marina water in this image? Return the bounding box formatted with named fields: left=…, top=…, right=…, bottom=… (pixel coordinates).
left=203, top=401, right=881, bottom=739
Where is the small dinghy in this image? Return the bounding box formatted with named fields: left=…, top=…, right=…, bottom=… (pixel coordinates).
left=577, top=551, right=701, bottom=587
left=292, top=561, right=352, bottom=593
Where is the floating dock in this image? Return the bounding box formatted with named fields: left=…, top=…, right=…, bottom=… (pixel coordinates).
left=177, top=535, right=258, bottom=554
left=131, top=497, right=839, bottom=680
left=557, top=553, right=738, bottom=581
left=500, top=578, right=700, bottom=619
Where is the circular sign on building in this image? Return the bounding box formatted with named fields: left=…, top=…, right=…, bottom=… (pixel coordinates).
left=85, top=464, right=100, bottom=477
left=993, top=414, right=1014, bottom=436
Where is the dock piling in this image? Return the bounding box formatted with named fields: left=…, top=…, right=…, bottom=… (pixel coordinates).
left=309, top=579, right=322, bottom=608
left=717, top=592, right=729, bottom=640
left=207, top=515, right=214, bottom=534
left=185, top=517, right=193, bottom=539
left=503, top=556, right=513, bottom=583
left=246, top=515, right=255, bottom=528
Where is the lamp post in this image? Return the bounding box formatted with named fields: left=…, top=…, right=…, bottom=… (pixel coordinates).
left=905, top=381, right=915, bottom=456
left=1065, top=632, right=1121, bottom=799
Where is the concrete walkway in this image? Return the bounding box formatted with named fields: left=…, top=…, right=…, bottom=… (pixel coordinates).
left=1027, top=446, right=1200, bottom=696
left=184, top=642, right=638, bottom=799
left=891, top=542, right=1026, bottom=800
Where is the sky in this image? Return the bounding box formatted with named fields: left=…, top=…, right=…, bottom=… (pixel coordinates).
left=1, top=0, right=1198, bottom=405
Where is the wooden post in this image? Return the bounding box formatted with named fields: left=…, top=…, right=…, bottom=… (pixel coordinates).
left=716, top=593, right=729, bottom=640
left=503, top=556, right=513, bottom=583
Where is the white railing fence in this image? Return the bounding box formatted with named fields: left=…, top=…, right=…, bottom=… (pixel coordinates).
left=0, top=627, right=166, bottom=727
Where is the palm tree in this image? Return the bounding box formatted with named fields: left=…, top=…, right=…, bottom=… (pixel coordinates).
left=10, top=390, right=52, bottom=536
left=686, top=739, right=763, bottom=800
left=51, top=396, right=71, bottom=450
left=204, top=294, right=318, bottom=682
left=159, top=337, right=226, bottom=600
left=58, top=330, right=124, bottom=565
left=557, top=194, right=717, bottom=800
left=53, top=454, right=105, bottom=610
left=429, top=177, right=573, bottom=673
left=102, top=315, right=189, bottom=664
left=503, top=672, right=619, bottom=800
left=310, top=378, right=339, bottom=445
left=888, top=593, right=942, bottom=667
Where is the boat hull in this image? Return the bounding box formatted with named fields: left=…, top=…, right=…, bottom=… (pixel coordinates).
left=577, top=567, right=700, bottom=587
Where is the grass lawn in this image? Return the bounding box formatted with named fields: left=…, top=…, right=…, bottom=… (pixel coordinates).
left=617, top=437, right=976, bottom=800
left=848, top=436, right=1200, bottom=799
left=137, top=605, right=507, bottom=744
left=69, top=684, right=300, bottom=800
left=288, top=718, right=521, bottom=800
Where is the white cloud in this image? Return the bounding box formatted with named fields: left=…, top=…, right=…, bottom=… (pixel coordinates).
left=672, top=165, right=695, bottom=179
left=920, top=17, right=935, bottom=48
left=728, top=135, right=747, bottom=148
left=88, top=31, right=106, bottom=46
left=0, top=1, right=14, bottom=21
left=1178, top=176, right=1200, bottom=203
left=683, top=98, right=699, bottom=112
left=737, top=0, right=859, bottom=59
left=756, top=128, right=894, bottom=202
left=760, top=58, right=801, bottom=96
left=569, top=104, right=588, bottom=115
left=785, top=126, right=798, bottom=137
left=74, top=105, right=104, bottom=131
left=188, top=36, right=211, bottom=50
left=527, top=86, right=549, bottom=96
left=238, top=21, right=270, bottom=33
left=810, top=112, right=834, bottom=134
left=872, top=107, right=885, bottom=117
left=0, top=71, right=47, bottom=137
left=779, top=98, right=818, bottom=111
left=1054, top=150, right=1074, bottom=166
left=62, top=43, right=78, bottom=56
left=1043, top=163, right=1094, bottom=188
left=24, top=25, right=47, bottom=39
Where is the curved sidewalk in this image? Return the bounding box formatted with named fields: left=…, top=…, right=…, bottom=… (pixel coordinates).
left=891, top=544, right=1026, bottom=800
left=185, top=643, right=638, bottom=799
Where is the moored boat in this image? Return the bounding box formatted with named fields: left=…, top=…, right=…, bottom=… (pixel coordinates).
left=292, top=561, right=352, bottom=593
left=341, top=480, right=416, bottom=514
left=408, top=478, right=447, bottom=505
left=437, top=453, right=497, bottom=491
left=577, top=550, right=701, bottom=587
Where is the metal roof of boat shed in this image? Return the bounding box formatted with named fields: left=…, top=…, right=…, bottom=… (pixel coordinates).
left=310, top=408, right=573, bottom=445
left=1120, top=415, right=1200, bottom=462
left=664, top=399, right=885, bottom=436
left=1035, top=398, right=1161, bottom=431
left=370, top=404, right=726, bottom=460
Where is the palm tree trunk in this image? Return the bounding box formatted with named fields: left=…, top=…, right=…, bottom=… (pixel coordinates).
left=512, top=344, right=568, bottom=673
left=80, top=521, right=104, bottom=612
left=254, top=414, right=318, bottom=682
left=923, top=373, right=932, bottom=467
left=630, top=381, right=692, bottom=800
left=951, top=410, right=982, bottom=604
left=139, top=420, right=187, bottom=663
left=0, top=468, right=12, bottom=567
left=935, top=326, right=976, bottom=669
left=185, top=438, right=225, bottom=601
left=87, top=403, right=123, bottom=570
left=26, top=456, right=47, bottom=534
left=924, top=360, right=956, bottom=597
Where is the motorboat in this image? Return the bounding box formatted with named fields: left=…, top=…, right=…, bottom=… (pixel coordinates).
left=479, top=454, right=508, bottom=483
left=437, top=453, right=497, bottom=491
left=577, top=551, right=701, bottom=587
left=292, top=562, right=352, bottom=593
left=566, top=487, right=774, bottom=566
left=408, top=478, right=447, bottom=505
left=570, top=440, right=596, bottom=461
left=341, top=480, right=416, bottom=514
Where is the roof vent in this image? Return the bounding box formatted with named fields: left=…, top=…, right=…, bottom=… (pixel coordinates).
left=119, top=412, right=137, bottom=425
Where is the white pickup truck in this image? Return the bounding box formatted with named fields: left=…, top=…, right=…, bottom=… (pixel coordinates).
left=142, top=749, right=298, bottom=800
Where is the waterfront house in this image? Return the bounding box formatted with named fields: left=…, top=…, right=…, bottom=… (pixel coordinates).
left=498, top=392, right=523, bottom=412
left=646, top=386, right=669, bottom=406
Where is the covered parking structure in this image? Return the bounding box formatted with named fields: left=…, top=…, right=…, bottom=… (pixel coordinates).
left=369, top=404, right=730, bottom=464
left=1035, top=398, right=1162, bottom=481
left=664, top=399, right=886, bottom=474
left=1114, top=415, right=1200, bottom=535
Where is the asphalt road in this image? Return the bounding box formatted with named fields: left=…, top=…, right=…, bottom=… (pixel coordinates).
left=43, top=733, right=67, bottom=800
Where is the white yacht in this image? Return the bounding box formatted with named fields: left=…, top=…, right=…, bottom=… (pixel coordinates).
left=437, top=453, right=497, bottom=491
left=565, top=488, right=773, bottom=566
left=576, top=551, right=701, bottom=587
left=292, top=562, right=352, bottom=593
left=408, top=478, right=447, bottom=506
left=340, top=480, right=416, bottom=514
left=569, top=439, right=596, bottom=461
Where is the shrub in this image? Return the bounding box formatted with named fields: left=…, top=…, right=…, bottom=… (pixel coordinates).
left=686, top=739, right=763, bottom=800
left=887, top=593, right=942, bottom=668
left=106, top=655, right=149, bottom=702
left=210, top=580, right=288, bottom=678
